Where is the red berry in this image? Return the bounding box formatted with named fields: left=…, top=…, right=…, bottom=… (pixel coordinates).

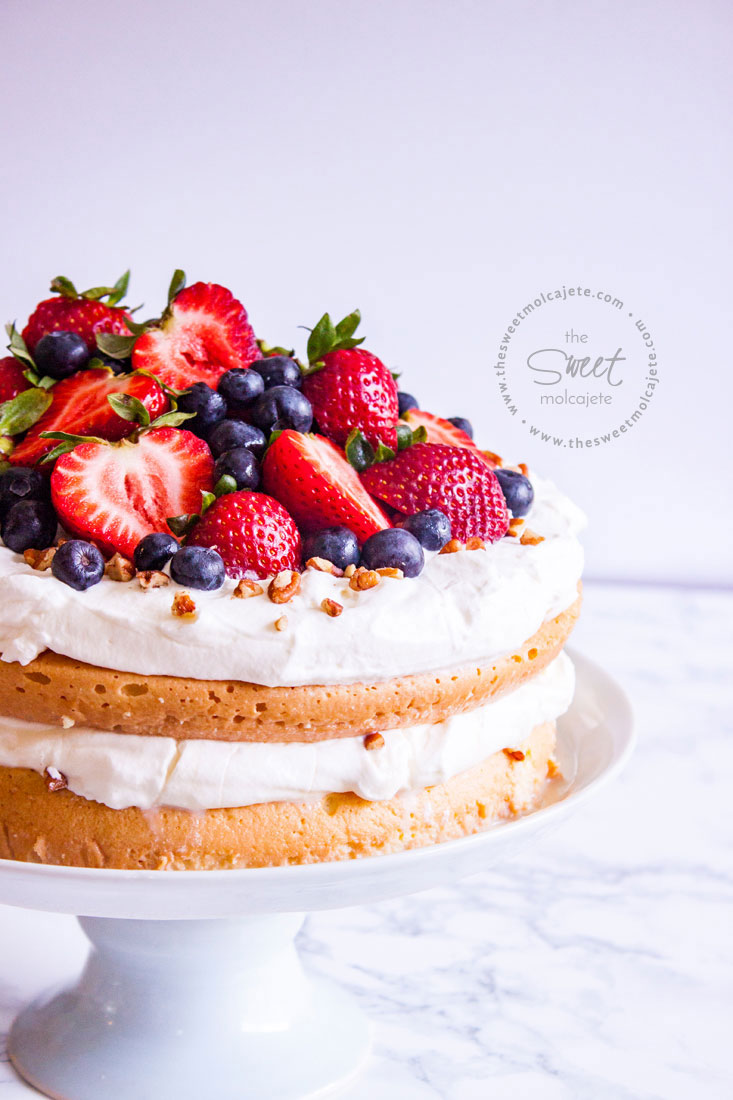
left=132, top=282, right=260, bottom=391
left=262, top=430, right=391, bottom=543
left=302, top=348, right=398, bottom=450
left=188, top=491, right=300, bottom=579
left=50, top=428, right=214, bottom=558
left=9, top=369, right=168, bottom=468
left=0, top=357, right=32, bottom=403
left=403, top=409, right=498, bottom=465
left=23, top=297, right=130, bottom=354
left=361, top=443, right=510, bottom=543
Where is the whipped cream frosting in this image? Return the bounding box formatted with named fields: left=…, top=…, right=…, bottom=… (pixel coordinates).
left=0, top=474, right=584, bottom=687
left=0, top=653, right=574, bottom=810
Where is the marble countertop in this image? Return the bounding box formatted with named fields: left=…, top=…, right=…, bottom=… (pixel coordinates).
left=0, top=582, right=731, bottom=1099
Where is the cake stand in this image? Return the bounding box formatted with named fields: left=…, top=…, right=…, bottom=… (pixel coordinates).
left=0, top=649, right=633, bottom=1100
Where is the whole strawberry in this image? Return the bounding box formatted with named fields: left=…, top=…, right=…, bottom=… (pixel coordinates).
left=0, top=357, right=31, bottom=403
left=188, top=491, right=301, bottom=579
left=22, top=273, right=131, bottom=353
left=301, top=310, right=398, bottom=450
left=361, top=443, right=510, bottom=543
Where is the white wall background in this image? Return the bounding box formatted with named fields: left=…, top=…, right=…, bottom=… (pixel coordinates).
left=1, top=0, right=730, bottom=586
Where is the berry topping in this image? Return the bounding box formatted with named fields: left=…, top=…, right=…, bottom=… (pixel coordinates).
left=9, top=369, right=168, bottom=468
left=0, top=357, right=32, bottom=403
left=177, top=382, right=227, bottom=438
left=50, top=428, right=214, bottom=558
left=249, top=386, right=313, bottom=435
left=187, top=490, right=301, bottom=580
left=132, top=282, right=260, bottom=390
left=403, top=409, right=483, bottom=453
left=214, top=447, right=260, bottom=491
left=397, top=391, right=419, bottom=416
left=397, top=508, right=451, bottom=551
left=170, top=545, right=226, bottom=591
left=1, top=499, right=57, bottom=553
left=446, top=416, right=474, bottom=439
left=22, top=275, right=131, bottom=354
left=251, top=356, right=302, bottom=390
left=133, top=531, right=179, bottom=572
left=302, top=525, right=360, bottom=571
left=0, top=467, right=50, bottom=522
left=361, top=444, right=510, bottom=543
left=302, top=346, right=398, bottom=450
left=217, top=368, right=264, bottom=414
left=494, top=468, right=534, bottom=518
left=34, top=331, right=90, bottom=380
left=51, top=539, right=105, bottom=591
left=262, top=430, right=391, bottom=542
left=207, top=419, right=266, bottom=460
left=361, top=528, right=424, bottom=578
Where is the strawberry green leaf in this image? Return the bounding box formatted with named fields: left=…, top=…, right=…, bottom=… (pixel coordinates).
left=344, top=428, right=375, bottom=472
left=167, top=269, right=186, bottom=305
left=256, top=338, right=296, bottom=358
left=5, top=323, right=36, bottom=370
left=396, top=422, right=413, bottom=451
left=307, top=313, right=337, bottom=364
left=167, top=513, right=198, bottom=537
left=49, top=276, right=78, bottom=299
left=106, top=269, right=131, bottom=307
left=200, top=490, right=216, bottom=513
left=0, top=388, right=53, bottom=436
left=334, top=309, right=361, bottom=342
left=107, top=393, right=151, bottom=426
left=123, top=316, right=150, bottom=337
left=412, top=425, right=428, bottom=443
left=96, top=333, right=137, bottom=359
left=214, top=474, right=237, bottom=497
left=38, top=430, right=107, bottom=464
left=390, top=370, right=401, bottom=381
left=148, top=410, right=196, bottom=429
left=373, top=441, right=396, bottom=463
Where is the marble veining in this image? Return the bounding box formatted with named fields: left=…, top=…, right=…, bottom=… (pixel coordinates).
left=0, top=582, right=731, bottom=1099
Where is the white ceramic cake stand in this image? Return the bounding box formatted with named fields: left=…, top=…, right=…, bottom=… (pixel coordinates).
left=0, top=649, right=632, bottom=1100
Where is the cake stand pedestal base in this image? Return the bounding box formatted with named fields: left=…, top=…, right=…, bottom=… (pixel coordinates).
left=10, top=913, right=371, bottom=1100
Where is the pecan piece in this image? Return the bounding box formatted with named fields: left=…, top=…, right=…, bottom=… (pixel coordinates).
left=465, top=537, right=485, bottom=551
left=171, top=591, right=197, bottom=619
left=520, top=529, right=544, bottom=546
left=439, top=538, right=464, bottom=554
left=137, top=570, right=170, bottom=590
left=24, top=546, right=56, bottom=571
left=232, top=578, right=264, bottom=599
left=44, top=767, right=68, bottom=792
left=306, top=556, right=343, bottom=577
left=268, top=570, right=301, bottom=604
left=503, top=748, right=525, bottom=762
left=105, top=553, right=135, bottom=582
left=376, top=567, right=404, bottom=578
left=349, top=567, right=380, bottom=591
left=364, top=732, right=385, bottom=751
left=274, top=614, right=288, bottom=631
left=321, top=597, right=343, bottom=617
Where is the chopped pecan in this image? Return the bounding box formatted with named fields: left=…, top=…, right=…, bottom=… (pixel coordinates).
left=349, top=567, right=380, bottom=591
left=506, top=517, right=525, bottom=538
left=466, top=537, right=485, bottom=551
left=343, top=564, right=357, bottom=578
left=376, top=566, right=404, bottom=578
left=268, top=570, right=301, bottom=604
left=518, top=462, right=529, bottom=477
left=105, top=553, right=135, bottom=582
left=363, top=732, right=385, bottom=751
left=439, top=538, right=464, bottom=554
left=503, top=748, right=525, bottom=762
left=44, top=766, right=68, bottom=792
left=171, top=591, right=197, bottom=619
left=232, top=578, right=264, bottom=599
left=306, top=556, right=343, bottom=577
left=137, top=570, right=170, bottom=590
left=481, top=449, right=503, bottom=466
left=23, top=546, right=56, bottom=571
left=274, top=614, right=288, bottom=631
left=321, top=597, right=343, bottom=617
left=520, top=529, right=544, bottom=546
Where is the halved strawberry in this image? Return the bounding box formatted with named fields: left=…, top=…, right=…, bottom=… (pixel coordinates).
left=132, top=282, right=260, bottom=390
left=188, top=491, right=300, bottom=579
left=51, top=428, right=214, bottom=558
left=262, top=430, right=391, bottom=543
left=402, top=409, right=499, bottom=467
left=9, top=369, right=168, bottom=468
left=361, top=443, right=509, bottom=542
left=0, top=357, right=31, bottom=403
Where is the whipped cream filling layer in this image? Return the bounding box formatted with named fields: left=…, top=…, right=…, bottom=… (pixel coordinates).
left=0, top=654, right=574, bottom=811
left=0, top=474, right=584, bottom=687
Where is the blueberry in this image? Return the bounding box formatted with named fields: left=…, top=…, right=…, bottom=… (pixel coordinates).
left=51, top=539, right=104, bottom=590
left=217, top=368, right=264, bottom=414
left=177, top=383, right=227, bottom=437
left=397, top=509, right=451, bottom=551
left=1, top=499, right=57, bottom=553
left=302, top=526, right=360, bottom=571
left=214, top=448, right=260, bottom=491
left=494, top=468, right=534, bottom=518
left=249, top=386, right=313, bottom=434
left=133, top=532, right=179, bottom=572
left=397, top=391, right=419, bottom=417
left=170, top=545, right=226, bottom=590
left=207, top=419, right=267, bottom=460
left=447, top=416, right=473, bottom=438
left=251, top=356, right=302, bottom=390
left=361, top=528, right=424, bottom=578
left=34, top=331, right=90, bottom=379
left=0, top=467, right=50, bottom=522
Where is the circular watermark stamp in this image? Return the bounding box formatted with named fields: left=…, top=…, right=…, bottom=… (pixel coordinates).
left=493, top=285, right=660, bottom=448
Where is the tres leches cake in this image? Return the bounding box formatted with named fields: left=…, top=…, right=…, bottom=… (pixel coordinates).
left=0, top=272, right=584, bottom=869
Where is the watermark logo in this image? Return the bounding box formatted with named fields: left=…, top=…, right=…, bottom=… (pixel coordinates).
left=494, top=285, right=659, bottom=448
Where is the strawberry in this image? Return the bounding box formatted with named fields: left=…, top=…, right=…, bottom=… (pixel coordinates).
left=132, top=282, right=260, bottom=391
left=51, top=428, right=214, bottom=558
left=188, top=491, right=300, bottom=579
left=9, top=369, right=168, bottom=468
left=22, top=274, right=131, bottom=354
left=403, top=409, right=500, bottom=465
left=262, top=430, right=391, bottom=543
left=0, top=357, right=31, bottom=403
left=301, top=310, right=398, bottom=449
left=361, top=443, right=510, bottom=542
